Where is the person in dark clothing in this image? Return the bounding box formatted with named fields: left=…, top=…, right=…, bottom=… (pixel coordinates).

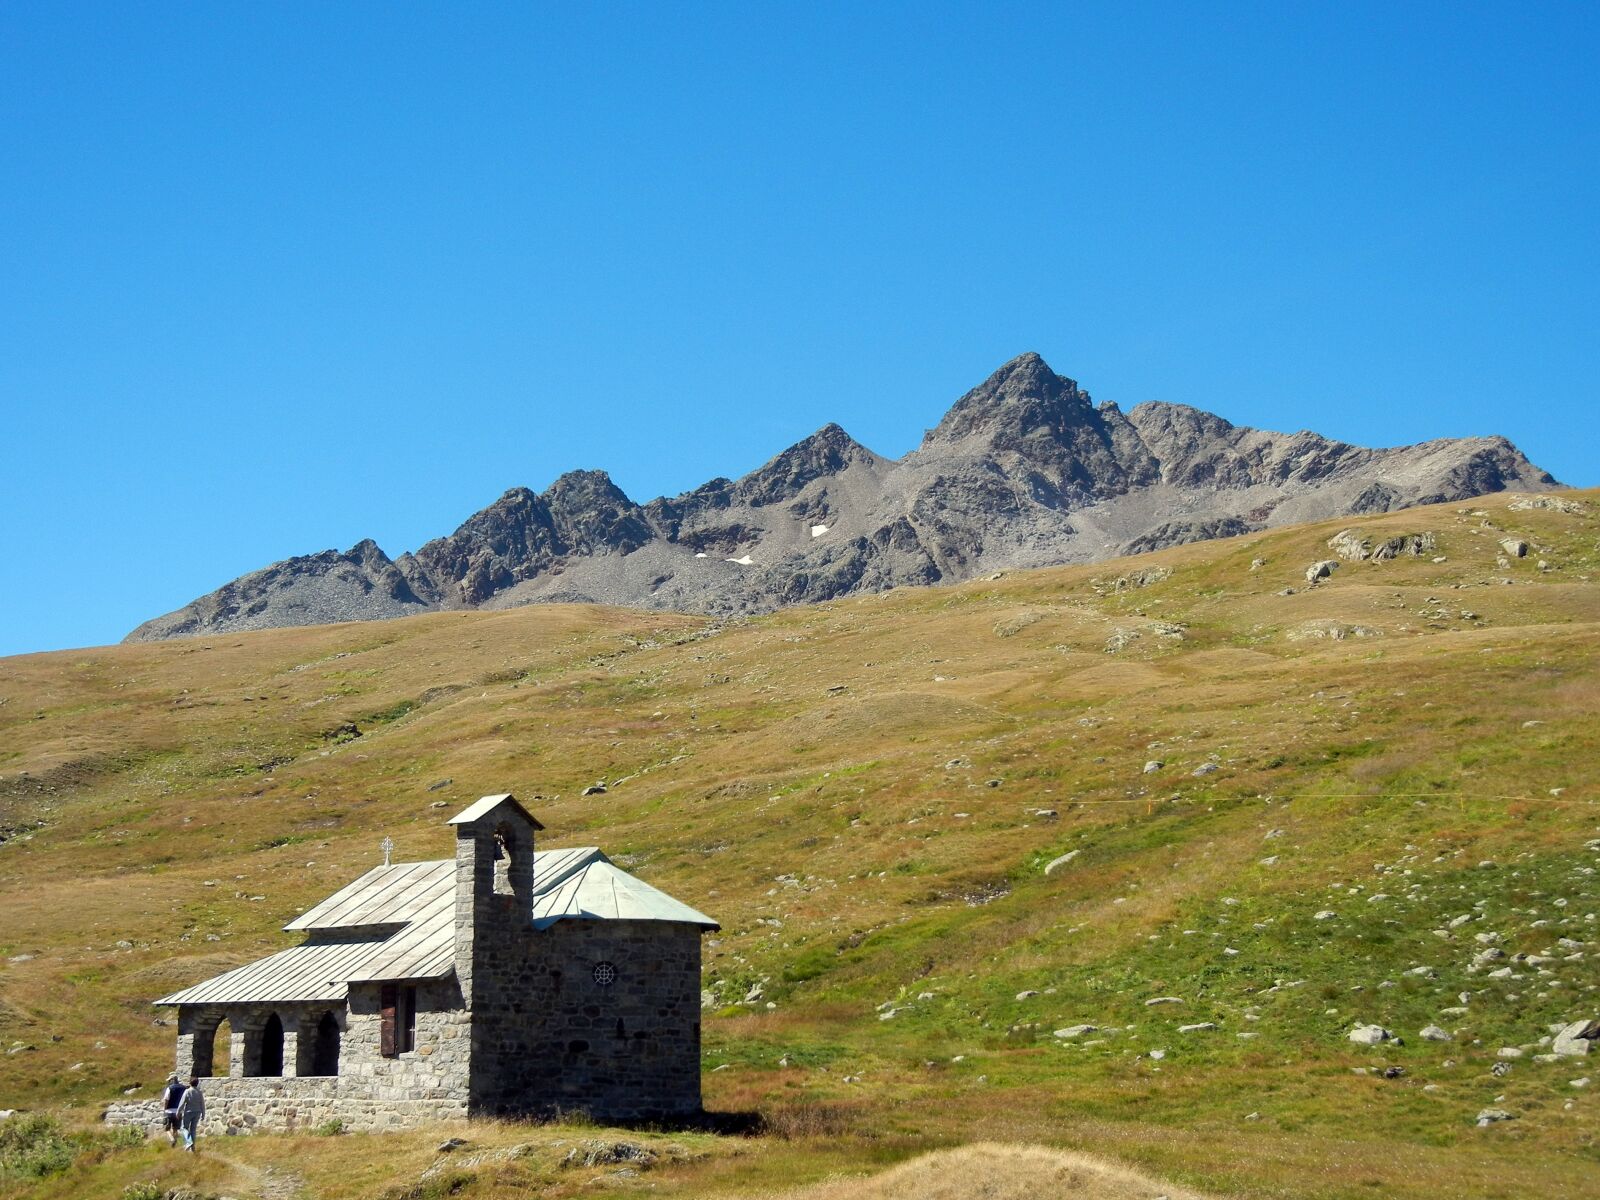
left=160, top=1074, right=186, bottom=1147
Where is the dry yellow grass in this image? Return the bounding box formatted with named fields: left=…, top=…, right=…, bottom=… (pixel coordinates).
left=750, top=1142, right=1213, bottom=1200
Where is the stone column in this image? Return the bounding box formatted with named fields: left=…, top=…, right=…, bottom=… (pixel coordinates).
left=175, top=1006, right=206, bottom=1078
left=236, top=1015, right=263, bottom=1077
left=281, top=1012, right=301, bottom=1078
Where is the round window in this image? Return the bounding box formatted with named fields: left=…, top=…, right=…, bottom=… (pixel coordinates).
left=593, top=961, right=617, bottom=987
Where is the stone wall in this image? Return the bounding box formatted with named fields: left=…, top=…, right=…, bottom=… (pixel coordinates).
left=469, top=918, right=704, bottom=1120
left=102, top=1099, right=163, bottom=1133
left=107, top=1077, right=465, bottom=1135
left=150, top=976, right=470, bottom=1133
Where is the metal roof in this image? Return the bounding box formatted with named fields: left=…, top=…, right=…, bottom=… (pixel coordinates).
left=284, top=859, right=453, bottom=931
left=154, top=931, right=411, bottom=1006
left=447, top=793, right=545, bottom=829
left=532, top=859, right=720, bottom=929
left=156, top=844, right=712, bottom=1006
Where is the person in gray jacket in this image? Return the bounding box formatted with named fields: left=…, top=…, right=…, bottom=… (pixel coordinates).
left=175, top=1077, right=205, bottom=1152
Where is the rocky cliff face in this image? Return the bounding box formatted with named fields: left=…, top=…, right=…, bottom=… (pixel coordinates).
left=125, top=353, right=1561, bottom=641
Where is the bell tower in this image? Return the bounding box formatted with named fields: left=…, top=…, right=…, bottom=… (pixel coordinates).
left=448, top=793, right=543, bottom=1005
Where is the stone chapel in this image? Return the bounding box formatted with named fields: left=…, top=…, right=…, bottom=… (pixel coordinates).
left=146, top=794, right=718, bottom=1132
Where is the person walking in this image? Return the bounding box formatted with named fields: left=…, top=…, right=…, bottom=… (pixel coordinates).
left=175, top=1076, right=205, bottom=1152
left=160, top=1074, right=186, bottom=1147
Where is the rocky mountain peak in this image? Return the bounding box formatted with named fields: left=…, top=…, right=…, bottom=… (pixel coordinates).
left=124, top=353, right=1564, bottom=642
left=737, top=422, right=880, bottom=507
left=923, top=352, right=1097, bottom=450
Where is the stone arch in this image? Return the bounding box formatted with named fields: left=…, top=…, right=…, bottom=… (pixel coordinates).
left=311, top=1010, right=341, bottom=1076
left=256, top=1012, right=285, bottom=1077
left=206, top=1016, right=234, bottom=1077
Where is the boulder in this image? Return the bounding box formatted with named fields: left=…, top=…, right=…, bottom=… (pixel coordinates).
left=1348, top=1024, right=1393, bottom=1046
left=1420, top=1025, right=1452, bottom=1042
left=1326, top=530, right=1370, bottom=560
left=1305, top=559, right=1339, bottom=584
left=1553, top=1018, right=1599, bottom=1057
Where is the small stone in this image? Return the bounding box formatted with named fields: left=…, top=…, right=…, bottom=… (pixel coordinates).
left=1143, top=761, right=1164, bottom=774
left=1475, top=1107, right=1515, bottom=1126
left=1420, top=1025, right=1452, bottom=1042
left=1178, top=1022, right=1218, bottom=1033
left=437, top=1138, right=468, bottom=1152
left=1054, top=1025, right=1097, bottom=1039
left=1043, top=850, right=1081, bottom=875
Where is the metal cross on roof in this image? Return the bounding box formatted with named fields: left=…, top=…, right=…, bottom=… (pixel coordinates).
left=381, top=836, right=394, bottom=867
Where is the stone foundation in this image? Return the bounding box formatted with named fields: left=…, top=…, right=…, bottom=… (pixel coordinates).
left=104, top=1077, right=467, bottom=1135
left=102, top=1100, right=163, bottom=1134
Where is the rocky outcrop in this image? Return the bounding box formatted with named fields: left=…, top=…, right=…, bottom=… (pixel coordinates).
left=127, top=353, right=1562, bottom=641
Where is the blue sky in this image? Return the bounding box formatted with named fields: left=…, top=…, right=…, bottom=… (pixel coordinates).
left=2, top=2, right=1595, bottom=656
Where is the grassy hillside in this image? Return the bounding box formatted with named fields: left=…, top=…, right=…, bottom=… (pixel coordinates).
left=1, top=489, right=1597, bottom=1200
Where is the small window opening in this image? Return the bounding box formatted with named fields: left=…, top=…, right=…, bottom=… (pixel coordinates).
left=381, top=985, right=417, bottom=1057
left=593, top=961, right=617, bottom=987
left=492, top=825, right=516, bottom=896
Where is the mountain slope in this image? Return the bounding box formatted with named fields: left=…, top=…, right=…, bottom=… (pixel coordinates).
left=126, top=352, right=1560, bottom=644
left=4, top=489, right=1600, bottom=1198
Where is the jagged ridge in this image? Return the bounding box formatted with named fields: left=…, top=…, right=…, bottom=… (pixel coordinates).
left=126, top=354, right=1560, bottom=641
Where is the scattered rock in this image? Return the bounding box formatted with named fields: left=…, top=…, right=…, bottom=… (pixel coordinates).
left=1305, top=559, right=1339, bottom=584
left=581, top=784, right=607, bottom=796
left=1143, top=761, right=1164, bottom=774
left=1054, top=1025, right=1097, bottom=1039
left=1178, top=1023, right=1218, bottom=1033
left=1191, top=762, right=1218, bottom=777
left=1348, top=1024, right=1393, bottom=1046
left=1043, top=850, right=1081, bottom=875
left=560, top=1140, right=657, bottom=1170
left=1509, top=494, right=1585, bottom=514
left=437, top=1137, right=468, bottom=1152
left=426, top=778, right=454, bottom=792
left=1475, top=1108, right=1516, bottom=1126
left=1314, top=910, right=1337, bottom=921
left=1420, top=1025, right=1452, bottom=1042
left=1553, top=1018, right=1599, bottom=1057
left=1499, top=538, right=1529, bottom=558
left=1145, top=997, right=1184, bottom=1007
